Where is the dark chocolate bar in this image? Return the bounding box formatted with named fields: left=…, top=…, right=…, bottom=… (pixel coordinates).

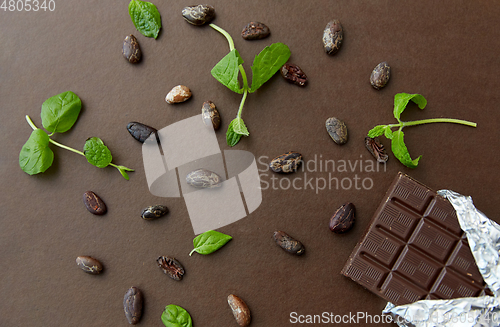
left=341, top=173, right=488, bottom=306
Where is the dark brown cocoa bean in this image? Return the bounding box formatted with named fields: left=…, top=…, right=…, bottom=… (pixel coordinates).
left=370, top=62, right=391, bottom=90
left=269, top=152, right=302, bottom=173
left=227, top=294, right=251, bottom=327
left=157, top=256, right=185, bottom=281
left=182, top=5, right=215, bottom=25
left=201, top=101, right=221, bottom=130
left=122, top=35, right=142, bottom=64
left=325, top=117, right=348, bottom=145
left=186, top=169, right=222, bottom=188
left=273, top=231, right=305, bottom=255
left=323, top=19, right=344, bottom=55
left=127, top=122, right=157, bottom=143
left=241, top=22, right=270, bottom=40
left=329, top=202, right=356, bottom=233
left=365, top=137, right=389, bottom=163
left=280, top=63, right=307, bottom=86
left=76, top=256, right=103, bottom=274
left=123, top=287, right=143, bottom=325
left=141, top=205, right=169, bottom=220
left=83, top=191, right=107, bottom=215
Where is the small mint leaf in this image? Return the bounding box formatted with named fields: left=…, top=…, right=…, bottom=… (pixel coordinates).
left=384, top=126, right=394, bottom=139
left=367, top=125, right=386, bottom=138
left=128, top=0, right=162, bottom=39
left=226, top=118, right=248, bottom=147
left=391, top=130, right=421, bottom=168
left=19, top=129, right=54, bottom=175
left=190, top=230, right=232, bottom=256
left=83, top=137, right=112, bottom=168
left=393, top=93, right=427, bottom=122
left=249, top=43, right=291, bottom=92
left=211, top=49, right=244, bottom=94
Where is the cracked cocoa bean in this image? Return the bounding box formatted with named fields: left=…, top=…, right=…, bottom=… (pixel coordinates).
left=241, top=22, right=270, bottom=40
left=370, top=62, right=391, bottom=90
left=269, top=152, right=302, bottom=173
left=326, top=117, right=348, bottom=145
left=228, top=294, right=251, bottom=327
left=186, top=168, right=222, bottom=188
left=323, top=19, right=343, bottom=55
left=165, top=85, right=191, bottom=104
left=83, top=191, right=107, bottom=215
left=123, top=287, right=143, bottom=325
left=141, top=205, right=169, bottom=220
left=122, top=35, right=141, bottom=64
left=127, top=122, right=157, bottom=143
left=157, top=256, right=185, bottom=281
left=273, top=231, right=305, bottom=255
left=329, top=202, right=356, bottom=233
left=365, top=136, right=389, bottom=163
left=201, top=101, right=221, bottom=130
left=182, top=5, right=215, bottom=25
left=76, top=256, right=103, bottom=274
left=281, top=63, right=307, bottom=86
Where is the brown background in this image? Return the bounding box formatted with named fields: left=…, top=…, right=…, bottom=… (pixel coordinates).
left=1, top=0, right=499, bottom=326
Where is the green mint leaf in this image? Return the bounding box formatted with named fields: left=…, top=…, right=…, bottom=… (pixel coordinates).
left=128, top=0, right=162, bottom=39
left=249, top=42, right=291, bottom=93
left=211, top=49, right=244, bottom=94
left=391, top=130, right=421, bottom=168
left=367, top=125, right=386, bottom=138
left=161, top=304, right=193, bottom=327
left=41, top=91, right=82, bottom=134
left=189, top=230, right=232, bottom=256
left=226, top=118, right=249, bottom=147
left=384, top=126, right=394, bottom=139
left=19, top=129, right=54, bottom=175
left=393, top=93, right=427, bottom=122
left=115, top=165, right=135, bottom=181
left=83, top=137, right=112, bottom=168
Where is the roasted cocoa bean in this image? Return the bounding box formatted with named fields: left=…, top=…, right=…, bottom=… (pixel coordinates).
left=227, top=294, right=251, bottom=327
left=182, top=5, right=215, bottom=25
left=323, top=19, right=344, bottom=55
left=273, top=231, right=305, bottom=255
left=83, top=191, right=107, bottom=215
left=76, top=256, right=103, bottom=274
left=165, top=85, right=192, bottom=104
left=201, top=101, right=221, bottom=130
left=123, top=287, right=143, bottom=325
left=122, top=35, right=142, bottom=64
left=280, top=63, right=307, bottom=86
left=241, top=22, right=270, bottom=40
left=127, top=122, right=157, bottom=143
left=269, top=152, right=302, bottom=173
left=186, top=168, right=222, bottom=188
left=329, top=202, right=356, bottom=233
left=370, top=62, right=391, bottom=90
left=365, top=137, right=389, bottom=163
left=141, top=205, right=169, bottom=220
left=325, top=117, right=348, bottom=145
left=157, top=256, right=185, bottom=281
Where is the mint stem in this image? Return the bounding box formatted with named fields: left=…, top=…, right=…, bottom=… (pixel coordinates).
left=209, top=23, right=234, bottom=51
left=25, top=115, right=38, bottom=131
left=388, top=118, right=477, bottom=129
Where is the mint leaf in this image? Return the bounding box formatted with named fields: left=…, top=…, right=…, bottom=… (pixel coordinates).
left=189, top=230, right=232, bottom=256
left=226, top=118, right=249, bottom=147
left=19, top=129, right=54, bottom=175
left=41, top=91, right=82, bottom=134
left=393, top=93, right=427, bottom=122
left=211, top=49, right=244, bottom=94
left=367, top=125, right=386, bottom=138
left=249, top=42, right=291, bottom=92
left=115, top=165, right=135, bottom=181
left=161, top=304, right=192, bottom=327
left=129, top=0, right=162, bottom=39
left=384, top=126, right=394, bottom=139
left=83, top=137, right=112, bottom=168
left=391, top=130, right=421, bottom=168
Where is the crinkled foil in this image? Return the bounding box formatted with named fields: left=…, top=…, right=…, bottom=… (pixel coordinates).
left=383, top=190, right=500, bottom=327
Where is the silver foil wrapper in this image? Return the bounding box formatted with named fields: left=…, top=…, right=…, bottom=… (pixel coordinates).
left=383, top=190, right=500, bottom=327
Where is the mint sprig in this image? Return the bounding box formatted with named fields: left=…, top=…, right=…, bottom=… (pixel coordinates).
left=208, top=23, right=291, bottom=146
left=20, top=92, right=134, bottom=180
left=368, top=92, right=477, bottom=168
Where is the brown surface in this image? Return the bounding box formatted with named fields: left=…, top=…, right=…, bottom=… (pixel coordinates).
left=1, top=1, right=499, bottom=326
left=342, top=173, right=488, bottom=306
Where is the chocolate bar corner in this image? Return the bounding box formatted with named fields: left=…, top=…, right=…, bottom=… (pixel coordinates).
left=341, top=172, right=489, bottom=306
